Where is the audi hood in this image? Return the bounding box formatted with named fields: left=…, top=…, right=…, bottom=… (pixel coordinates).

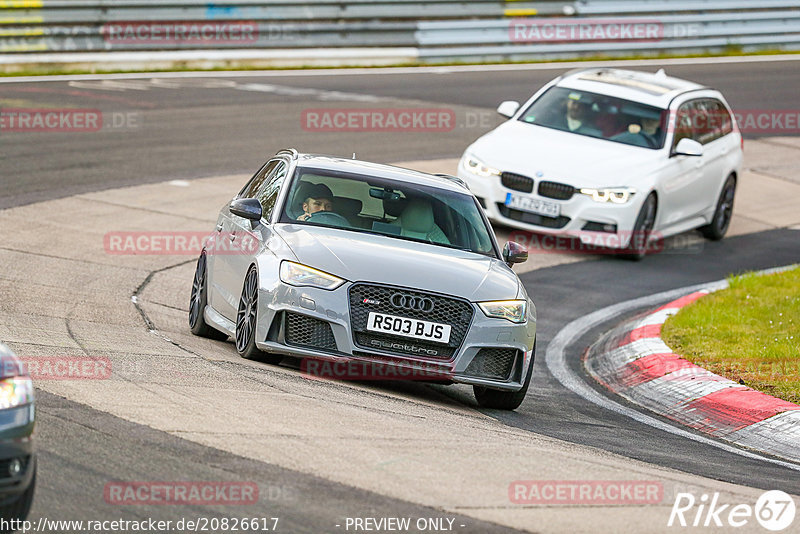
left=273, top=224, right=523, bottom=302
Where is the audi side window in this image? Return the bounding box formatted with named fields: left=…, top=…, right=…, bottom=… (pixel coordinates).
left=239, top=160, right=279, bottom=199
left=255, top=162, right=287, bottom=220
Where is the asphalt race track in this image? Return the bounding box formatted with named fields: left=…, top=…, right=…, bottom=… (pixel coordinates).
left=2, top=57, right=800, bottom=532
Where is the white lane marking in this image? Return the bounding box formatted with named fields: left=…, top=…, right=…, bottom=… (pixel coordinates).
left=634, top=307, right=680, bottom=328
left=68, top=81, right=127, bottom=92
left=5, top=54, right=800, bottom=84
left=544, top=273, right=800, bottom=472
left=68, top=80, right=154, bottom=91
left=601, top=337, right=674, bottom=366
left=168, top=180, right=190, bottom=187
left=727, top=411, right=800, bottom=463
left=234, top=82, right=384, bottom=102
left=62, top=77, right=389, bottom=103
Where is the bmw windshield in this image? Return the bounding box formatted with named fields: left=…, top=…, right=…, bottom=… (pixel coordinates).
left=279, top=167, right=498, bottom=258
left=518, top=86, right=668, bottom=149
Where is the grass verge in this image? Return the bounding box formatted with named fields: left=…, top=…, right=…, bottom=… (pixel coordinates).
left=2, top=48, right=800, bottom=78
left=661, top=267, right=800, bottom=404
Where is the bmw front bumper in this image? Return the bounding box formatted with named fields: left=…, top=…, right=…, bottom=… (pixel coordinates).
left=457, top=167, right=644, bottom=250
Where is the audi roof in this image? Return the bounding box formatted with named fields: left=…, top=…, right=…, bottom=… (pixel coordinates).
left=293, top=154, right=471, bottom=193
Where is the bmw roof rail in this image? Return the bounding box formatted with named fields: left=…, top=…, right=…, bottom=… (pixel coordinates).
left=275, top=148, right=299, bottom=159
left=434, top=173, right=470, bottom=190
left=562, top=66, right=605, bottom=78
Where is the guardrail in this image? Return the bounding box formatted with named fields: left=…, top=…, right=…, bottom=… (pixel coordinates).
left=1, top=1, right=799, bottom=64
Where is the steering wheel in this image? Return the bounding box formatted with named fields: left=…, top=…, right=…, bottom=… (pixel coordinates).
left=641, top=132, right=658, bottom=149
left=306, top=210, right=351, bottom=226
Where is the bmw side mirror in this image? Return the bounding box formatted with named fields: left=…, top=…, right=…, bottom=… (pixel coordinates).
left=672, top=138, right=704, bottom=157
left=497, top=100, right=520, bottom=119
left=503, top=241, right=528, bottom=266
left=230, top=198, right=263, bottom=222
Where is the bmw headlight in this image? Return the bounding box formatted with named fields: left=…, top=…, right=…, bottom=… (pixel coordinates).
left=462, top=154, right=501, bottom=177
left=579, top=187, right=636, bottom=204
left=280, top=261, right=345, bottom=290
left=0, top=376, right=34, bottom=410
left=478, top=300, right=527, bottom=323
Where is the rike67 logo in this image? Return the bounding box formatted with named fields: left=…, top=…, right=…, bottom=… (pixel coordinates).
left=668, top=490, right=796, bottom=531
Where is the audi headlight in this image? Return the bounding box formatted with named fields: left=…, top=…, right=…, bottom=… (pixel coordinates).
left=478, top=300, right=527, bottom=323
left=462, top=154, right=501, bottom=177
left=579, top=187, right=636, bottom=204
left=0, top=376, right=34, bottom=411
left=280, top=261, right=345, bottom=291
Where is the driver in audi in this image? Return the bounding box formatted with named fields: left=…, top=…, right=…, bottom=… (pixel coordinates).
left=297, top=183, right=334, bottom=221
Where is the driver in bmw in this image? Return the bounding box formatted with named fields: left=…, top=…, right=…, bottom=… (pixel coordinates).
left=297, top=183, right=334, bottom=221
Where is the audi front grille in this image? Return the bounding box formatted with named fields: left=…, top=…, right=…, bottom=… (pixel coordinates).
left=348, top=283, right=474, bottom=360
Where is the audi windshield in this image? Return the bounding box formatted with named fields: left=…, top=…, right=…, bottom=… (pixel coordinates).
left=278, top=168, right=498, bottom=257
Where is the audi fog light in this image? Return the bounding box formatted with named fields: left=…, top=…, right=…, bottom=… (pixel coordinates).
left=280, top=261, right=345, bottom=290
left=478, top=300, right=527, bottom=323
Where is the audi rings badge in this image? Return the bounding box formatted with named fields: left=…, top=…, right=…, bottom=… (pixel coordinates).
left=390, top=293, right=434, bottom=313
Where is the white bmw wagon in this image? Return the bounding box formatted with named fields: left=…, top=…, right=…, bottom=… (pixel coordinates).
left=458, top=68, right=743, bottom=258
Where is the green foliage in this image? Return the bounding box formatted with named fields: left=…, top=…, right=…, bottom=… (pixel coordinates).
left=662, top=267, right=800, bottom=404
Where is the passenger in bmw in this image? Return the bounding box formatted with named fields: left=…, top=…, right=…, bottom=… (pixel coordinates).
left=297, top=183, right=335, bottom=221
left=611, top=110, right=663, bottom=148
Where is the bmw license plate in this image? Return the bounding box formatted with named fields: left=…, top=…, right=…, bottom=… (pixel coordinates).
left=366, top=312, right=451, bottom=344
left=505, top=193, right=561, bottom=218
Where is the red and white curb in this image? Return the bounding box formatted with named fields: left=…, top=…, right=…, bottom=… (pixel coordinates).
left=584, top=290, right=800, bottom=464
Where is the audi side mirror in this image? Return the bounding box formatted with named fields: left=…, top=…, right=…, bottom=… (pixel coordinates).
left=230, top=198, right=263, bottom=224
left=503, top=241, right=528, bottom=266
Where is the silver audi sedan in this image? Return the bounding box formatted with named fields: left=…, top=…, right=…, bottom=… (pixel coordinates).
left=190, top=149, right=536, bottom=410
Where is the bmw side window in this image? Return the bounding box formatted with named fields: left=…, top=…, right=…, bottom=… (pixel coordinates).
left=255, top=162, right=287, bottom=221
left=672, top=101, right=695, bottom=150
left=239, top=160, right=279, bottom=199
left=692, top=100, right=717, bottom=145
left=709, top=99, right=733, bottom=138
